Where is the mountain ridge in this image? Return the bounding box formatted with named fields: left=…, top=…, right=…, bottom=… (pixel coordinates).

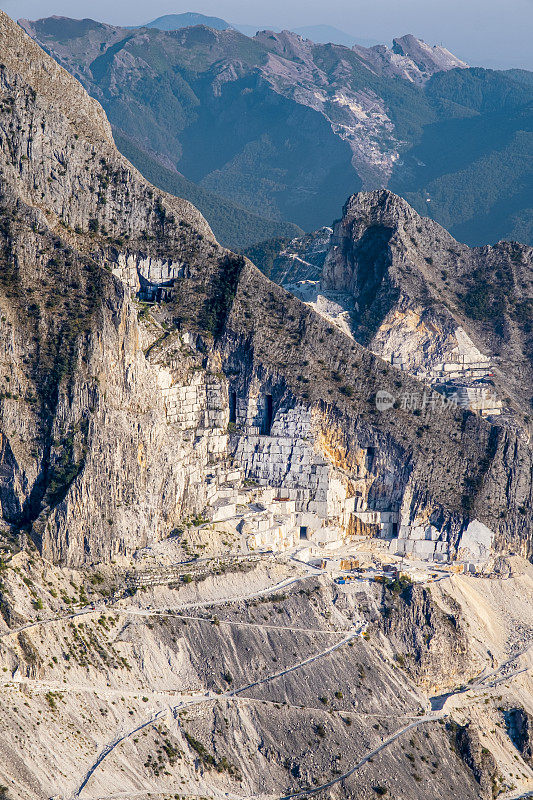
left=140, top=12, right=233, bottom=31
left=19, top=14, right=533, bottom=244
left=0, top=12, right=531, bottom=800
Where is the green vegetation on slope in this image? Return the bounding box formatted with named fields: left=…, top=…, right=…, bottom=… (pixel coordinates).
left=239, top=237, right=291, bottom=279
left=391, top=69, right=533, bottom=245
left=113, top=130, right=302, bottom=249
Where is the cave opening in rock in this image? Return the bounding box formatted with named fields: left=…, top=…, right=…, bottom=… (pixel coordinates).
left=263, top=394, right=273, bottom=435
left=229, top=390, right=237, bottom=424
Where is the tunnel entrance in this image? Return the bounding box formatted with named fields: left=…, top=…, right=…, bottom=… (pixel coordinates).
left=366, top=446, right=375, bottom=471
left=262, top=394, right=273, bottom=435
left=229, top=390, right=237, bottom=424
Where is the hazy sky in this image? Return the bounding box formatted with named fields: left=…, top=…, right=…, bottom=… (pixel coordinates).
left=3, top=0, right=533, bottom=70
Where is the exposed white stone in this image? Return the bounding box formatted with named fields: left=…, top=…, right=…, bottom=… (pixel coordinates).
left=458, top=520, right=494, bottom=562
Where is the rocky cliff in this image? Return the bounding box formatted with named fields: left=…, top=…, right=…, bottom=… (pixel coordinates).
left=320, top=190, right=533, bottom=423
left=285, top=190, right=533, bottom=435
left=0, top=12, right=531, bottom=568
left=0, top=13, right=532, bottom=800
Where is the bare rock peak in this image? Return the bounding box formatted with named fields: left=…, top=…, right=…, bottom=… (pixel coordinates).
left=343, top=189, right=435, bottom=229
left=254, top=28, right=310, bottom=53
left=392, top=33, right=468, bottom=72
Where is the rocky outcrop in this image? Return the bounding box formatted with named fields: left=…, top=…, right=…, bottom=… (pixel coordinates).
left=392, top=34, right=468, bottom=79
left=0, top=12, right=531, bottom=570
left=504, top=707, right=533, bottom=765
left=377, top=582, right=470, bottom=690
left=0, top=11, right=228, bottom=564
left=257, top=192, right=533, bottom=558
left=351, top=34, right=467, bottom=86
left=320, top=190, right=533, bottom=423
left=448, top=721, right=499, bottom=800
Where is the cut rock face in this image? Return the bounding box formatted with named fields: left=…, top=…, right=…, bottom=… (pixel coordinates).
left=458, top=520, right=494, bottom=563
left=0, top=10, right=531, bottom=573
left=287, top=189, right=531, bottom=427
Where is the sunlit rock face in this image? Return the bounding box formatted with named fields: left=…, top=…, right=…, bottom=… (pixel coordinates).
left=0, top=12, right=530, bottom=571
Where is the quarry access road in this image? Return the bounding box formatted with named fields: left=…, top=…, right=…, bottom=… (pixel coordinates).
left=122, top=609, right=352, bottom=636
left=70, top=621, right=365, bottom=799
left=87, top=793, right=246, bottom=800
left=0, top=675, right=214, bottom=702
left=431, top=666, right=529, bottom=712
left=0, top=606, right=104, bottom=640
left=127, top=569, right=325, bottom=614
left=226, top=625, right=365, bottom=699
left=0, top=569, right=323, bottom=643
left=472, top=639, right=533, bottom=686
left=431, top=654, right=531, bottom=712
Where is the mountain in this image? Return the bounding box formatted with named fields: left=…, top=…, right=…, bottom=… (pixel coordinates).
left=0, top=10, right=532, bottom=800
left=391, top=33, right=468, bottom=75
left=141, top=12, right=233, bottom=31
left=291, top=24, right=377, bottom=47
left=113, top=128, right=303, bottom=248
left=9, top=6, right=531, bottom=580
left=282, top=191, right=533, bottom=431
left=233, top=22, right=376, bottom=47
left=6, top=11, right=529, bottom=565
left=390, top=67, right=533, bottom=245
left=20, top=17, right=533, bottom=244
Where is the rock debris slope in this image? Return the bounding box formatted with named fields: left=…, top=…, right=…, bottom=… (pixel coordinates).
left=1, top=549, right=530, bottom=800
left=0, top=12, right=531, bottom=800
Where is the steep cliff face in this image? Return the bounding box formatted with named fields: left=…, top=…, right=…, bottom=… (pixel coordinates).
left=505, top=707, right=533, bottom=765
left=0, top=11, right=229, bottom=565
left=0, top=11, right=531, bottom=570
left=449, top=721, right=499, bottom=800
left=219, top=260, right=532, bottom=559
left=321, top=190, right=533, bottom=423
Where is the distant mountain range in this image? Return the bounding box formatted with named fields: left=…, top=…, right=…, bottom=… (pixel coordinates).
left=19, top=16, right=533, bottom=246
left=139, top=13, right=378, bottom=48
left=141, top=12, right=232, bottom=32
